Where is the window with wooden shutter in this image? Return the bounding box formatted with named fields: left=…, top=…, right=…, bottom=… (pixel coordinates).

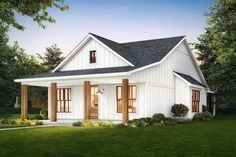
left=116, top=85, right=136, bottom=113
left=90, top=50, right=96, bottom=63
left=57, top=88, right=71, bottom=112
left=192, top=90, right=200, bottom=112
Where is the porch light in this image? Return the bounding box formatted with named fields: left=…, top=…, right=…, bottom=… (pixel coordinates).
left=96, top=88, right=104, bottom=95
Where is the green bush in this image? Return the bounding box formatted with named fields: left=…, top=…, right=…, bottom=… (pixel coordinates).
left=164, top=118, right=177, bottom=125
left=193, top=112, right=213, bottom=122
left=72, top=121, right=82, bottom=126
left=98, top=121, right=114, bottom=128
left=171, top=104, right=189, bottom=117
left=114, top=123, right=128, bottom=128
left=81, top=121, right=114, bottom=128
left=128, top=119, right=148, bottom=128
left=151, top=113, right=165, bottom=125
left=140, top=117, right=152, bottom=125
left=0, top=119, right=43, bottom=126
left=40, top=109, right=48, bottom=119
left=30, top=115, right=44, bottom=120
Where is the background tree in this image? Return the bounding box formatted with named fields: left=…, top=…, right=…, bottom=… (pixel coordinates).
left=0, top=42, right=43, bottom=107
left=0, top=0, right=69, bottom=107
left=0, top=0, right=69, bottom=33
left=37, top=44, right=65, bottom=71
left=196, top=0, right=236, bottom=107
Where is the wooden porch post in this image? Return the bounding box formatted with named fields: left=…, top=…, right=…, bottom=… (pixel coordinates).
left=84, top=81, right=91, bottom=120
left=21, top=84, right=28, bottom=121
left=50, top=83, right=57, bottom=122
left=122, top=79, right=129, bottom=124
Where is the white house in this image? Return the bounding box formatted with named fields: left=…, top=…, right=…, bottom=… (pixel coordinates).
left=15, top=33, right=213, bottom=123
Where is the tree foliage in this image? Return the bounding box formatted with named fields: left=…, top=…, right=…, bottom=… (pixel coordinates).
left=37, top=44, right=65, bottom=71
left=0, top=41, right=43, bottom=107
left=196, top=0, right=236, bottom=107
left=0, top=0, right=69, bottom=32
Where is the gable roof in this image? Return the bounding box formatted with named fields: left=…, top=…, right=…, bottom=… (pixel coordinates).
left=174, top=71, right=205, bottom=87
left=16, top=33, right=188, bottom=81
left=90, top=33, right=185, bottom=68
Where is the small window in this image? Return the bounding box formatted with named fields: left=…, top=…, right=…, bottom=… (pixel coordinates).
left=57, top=88, right=71, bottom=112
left=116, top=85, right=136, bottom=113
left=192, top=90, right=200, bottom=112
left=90, top=50, right=96, bottom=63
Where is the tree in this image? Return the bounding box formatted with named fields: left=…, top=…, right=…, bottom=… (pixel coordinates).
left=0, top=42, right=43, bottom=107
left=196, top=0, right=236, bottom=107
left=37, top=44, right=65, bottom=71
left=204, top=0, right=236, bottom=64
left=0, top=0, right=69, bottom=32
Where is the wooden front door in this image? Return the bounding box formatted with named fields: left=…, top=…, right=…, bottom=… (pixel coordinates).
left=90, top=85, right=98, bottom=119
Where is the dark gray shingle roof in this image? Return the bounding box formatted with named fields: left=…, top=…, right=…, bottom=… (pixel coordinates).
left=24, top=66, right=135, bottom=79
left=91, top=33, right=185, bottom=68
left=174, top=71, right=205, bottom=87
left=19, top=33, right=185, bottom=79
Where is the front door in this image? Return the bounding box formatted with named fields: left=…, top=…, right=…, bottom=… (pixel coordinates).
left=90, top=85, right=98, bottom=119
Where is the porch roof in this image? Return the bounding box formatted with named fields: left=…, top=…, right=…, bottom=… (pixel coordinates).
left=19, top=66, right=134, bottom=79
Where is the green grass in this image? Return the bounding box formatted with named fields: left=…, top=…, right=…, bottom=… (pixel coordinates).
left=0, top=114, right=37, bottom=119
left=0, top=116, right=236, bottom=157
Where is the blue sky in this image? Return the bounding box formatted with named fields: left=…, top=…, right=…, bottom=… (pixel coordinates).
left=8, top=0, right=213, bottom=55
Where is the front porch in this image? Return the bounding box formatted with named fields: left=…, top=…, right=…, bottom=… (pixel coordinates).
left=19, top=76, right=133, bottom=124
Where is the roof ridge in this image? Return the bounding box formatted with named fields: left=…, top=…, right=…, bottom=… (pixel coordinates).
left=89, top=33, right=120, bottom=44
left=121, top=35, right=186, bottom=44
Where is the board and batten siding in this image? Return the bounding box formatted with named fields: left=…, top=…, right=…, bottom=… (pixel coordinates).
left=60, top=38, right=129, bottom=71
left=98, top=83, right=145, bottom=121
left=48, top=86, right=84, bottom=120
left=129, top=41, right=206, bottom=117
left=48, top=84, right=145, bottom=121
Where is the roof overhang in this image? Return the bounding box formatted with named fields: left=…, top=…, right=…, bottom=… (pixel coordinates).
left=14, top=72, right=130, bottom=87
left=173, top=72, right=205, bottom=89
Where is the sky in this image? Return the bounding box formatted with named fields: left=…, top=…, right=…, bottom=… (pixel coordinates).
left=8, top=0, right=213, bottom=56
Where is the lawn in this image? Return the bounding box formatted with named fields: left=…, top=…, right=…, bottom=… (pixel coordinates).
left=0, top=116, right=235, bottom=157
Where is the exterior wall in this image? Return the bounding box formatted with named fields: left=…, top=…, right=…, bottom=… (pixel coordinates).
left=145, top=83, right=174, bottom=117
left=98, top=83, right=145, bottom=120
left=60, top=38, right=129, bottom=71
left=47, top=41, right=207, bottom=120
left=48, top=86, right=84, bottom=120
left=129, top=41, right=206, bottom=118
left=48, top=83, right=145, bottom=121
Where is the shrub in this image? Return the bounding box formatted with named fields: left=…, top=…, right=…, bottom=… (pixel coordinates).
left=40, top=109, right=48, bottom=119
left=81, top=121, right=114, bottom=128
left=72, top=121, right=82, bottom=127
left=140, top=117, right=152, bottom=125
left=115, top=123, right=128, bottom=128
left=14, top=119, right=43, bottom=126
left=193, top=112, right=213, bottom=122
left=171, top=104, right=189, bottom=117
left=98, top=121, right=114, bottom=128
left=164, top=118, right=177, bottom=125
left=31, top=115, right=44, bottom=120
left=128, top=119, right=149, bottom=128
left=151, top=113, right=165, bottom=125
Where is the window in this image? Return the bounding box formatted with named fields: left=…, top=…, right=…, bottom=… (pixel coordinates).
left=90, top=50, right=96, bottom=63
left=57, top=88, right=71, bottom=112
left=116, top=85, right=136, bottom=113
left=192, top=90, right=200, bottom=112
